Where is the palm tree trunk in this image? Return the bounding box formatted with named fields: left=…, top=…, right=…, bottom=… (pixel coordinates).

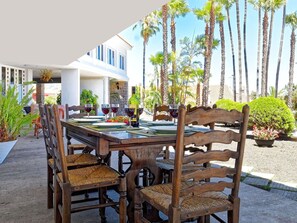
left=266, top=10, right=275, bottom=93
left=261, top=10, right=268, bottom=96
left=202, top=23, right=209, bottom=106
left=256, top=7, right=261, bottom=98
left=196, top=82, right=201, bottom=106
left=143, top=41, right=146, bottom=89
left=226, top=7, right=237, bottom=102
left=288, top=29, right=295, bottom=109
left=243, top=0, right=249, bottom=102
left=171, top=15, right=176, bottom=104
left=162, top=4, right=169, bottom=105
left=219, top=20, right=225, bottom=100
left=236, top=0, right=243, bottom=102
left=275, top=4, right=286, bottom=98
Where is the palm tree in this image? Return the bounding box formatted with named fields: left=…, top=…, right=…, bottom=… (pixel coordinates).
left=243, top=0, right=249, bottom=102
left=275, top=2, right=286, bottom=98
left=266, top=0, right=286, bottom=94
left=194, top=0, right=217, bottom=106
left=235, top=0, right=243, bottom=102
left=168, top=0, right=190, bottom=103
left=261, top=1, right=269, bottom=96
left=249, top=0, right=262, bottom=97
left=133, top=12, right=160, bottom=90
left=285, top=11, right=297, bottom=109
left=149, top=52, right=163, bottom=89
left=161, top=4, right=169, bottom=105
left=221, top=0, right=236, bottom=101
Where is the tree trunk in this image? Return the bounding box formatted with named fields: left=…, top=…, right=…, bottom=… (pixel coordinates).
left=266, top=10, right=275, bottom=94
left=170, top=15, right=176, bottom=104
left=202, top=1, right=215, bottom=107
left=261, top=10, right=268, bottom=97
left=288, top=29, right=295, bottom=110
left=275, top=5, right=286, bottom=98
left=256, top=7, right=261, bottom=98
left=196, top=82, right=201, bottom=106
left=143, top=41, right=146, bottom=89
left=226, top=8, right=236, bottom=101
left=219, top=20, right=225, bottom=100
left=243, top=0, right=249, bottom=102
left=162, top=4, right=169, bottom=105
left=236, top=0, right=243, bottom=102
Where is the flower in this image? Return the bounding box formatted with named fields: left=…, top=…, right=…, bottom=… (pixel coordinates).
left=252, top=125, right=279, bottom=140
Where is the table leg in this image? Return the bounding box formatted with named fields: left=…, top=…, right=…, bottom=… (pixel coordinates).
left=123, top=145, right=163, bottom=223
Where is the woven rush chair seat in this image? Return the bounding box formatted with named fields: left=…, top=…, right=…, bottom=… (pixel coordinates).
left=48, top=153, right=98, bottom=168
left=56, top=165, right=120, bottom=189
left=139, top=182, right=233, bottom=220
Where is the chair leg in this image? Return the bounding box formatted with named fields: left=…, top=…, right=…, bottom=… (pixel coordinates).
left=47, top=164, right=53, bottom=209
left=134, top=187, right=143, bottom=222
left=119, top=176, right=127, bottom=223
left=99, top=188, right=107, bottom=223
left=228, top=198, right=240, bottom=223
left=62, top=184, right=72, bottom=223
left=54, top=178, right=62, bottom=223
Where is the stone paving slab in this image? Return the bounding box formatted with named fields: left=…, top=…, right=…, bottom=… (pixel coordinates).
left=243, top=177, right=270, bottom=187
left=249, top=172, right=274, bottom=180
left=270, top=181, right=297, bottom=191
left=270, top=189, right=297, bottom=201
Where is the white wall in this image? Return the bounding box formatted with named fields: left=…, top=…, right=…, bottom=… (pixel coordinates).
left=61, top=69, right=80, bottom=106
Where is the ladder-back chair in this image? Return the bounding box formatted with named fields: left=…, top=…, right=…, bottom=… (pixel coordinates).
left=135, top=104, right=249, bottom=223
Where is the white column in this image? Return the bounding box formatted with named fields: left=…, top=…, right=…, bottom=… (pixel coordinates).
left=103, top=77, right=110, bottom=103
left=61, top=69, right=80, bottom=106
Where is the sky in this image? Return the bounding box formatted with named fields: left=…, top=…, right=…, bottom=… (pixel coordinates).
left=120, top=0, right=297, bottom=94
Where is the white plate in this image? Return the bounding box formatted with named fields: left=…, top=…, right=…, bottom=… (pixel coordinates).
left=73, top=118, right=101, bottom=123
left=92, top=122, right=127, bottom=128
left=83, top=115, right=105, bottom=119
left=189, top=125, right=210, bottom=133
left=147, top=121, right=174, bottom=126
left=149, top=126, right=191, bottom=134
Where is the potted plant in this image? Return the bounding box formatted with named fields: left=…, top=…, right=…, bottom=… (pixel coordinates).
left=252, top=125, right=279, bottom=147
left=0, top=84, right=37, bottom=163
left=40, top=69, right=53, bottom=82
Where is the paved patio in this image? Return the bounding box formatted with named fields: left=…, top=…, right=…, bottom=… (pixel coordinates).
left=0, top=132, right=297, bottom=222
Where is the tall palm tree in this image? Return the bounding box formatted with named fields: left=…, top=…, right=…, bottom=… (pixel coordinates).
left=133, top=12, right=160, bottom=90
left=261, top=1, right=269, bottom=96
left=275, top=3, right=286, bottom=98
left=194, top=0, right=217, bottom=106
left=161, top=4, right=169, bottom=105
left=149, top=52, right=163, bottom=89
left=243, top=0, right=249, bottom=102
left=266, top=0, right=286, bottom=93
left=168, top=0, right=190, bottom=103
left=285, top=11, right=297, bottom=109
left=221, top=0, right=236, bottom=101
left=235, top=0, right=243, bottom=102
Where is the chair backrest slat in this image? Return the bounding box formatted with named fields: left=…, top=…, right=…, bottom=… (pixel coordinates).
left=183, top=149, right=238, bottom=165
left=181, top=166, right=236, bottom=182
left=47, top=105, right=69, bottom=182
left=39, top=104, right=53, bottom=158
left=153, top=104, right=172, bottom=121
left=171, top=104, right=249, bottom=208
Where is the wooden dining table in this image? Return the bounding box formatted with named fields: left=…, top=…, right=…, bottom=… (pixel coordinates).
left=61, top=120, right=177, bottom=222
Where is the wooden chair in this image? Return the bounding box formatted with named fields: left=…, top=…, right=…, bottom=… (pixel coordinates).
left=65, top=104, right=97, bottom=155
left=135, top=104, right=249, bottom=223
left=39, top=104, right=99, bottom=209
left=47, top=105, right=127, bottom=223
left=153, top=104, right=172, bottom=122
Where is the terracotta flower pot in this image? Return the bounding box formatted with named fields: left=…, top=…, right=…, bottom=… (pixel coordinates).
left=255, top=139, right=275, bottom=147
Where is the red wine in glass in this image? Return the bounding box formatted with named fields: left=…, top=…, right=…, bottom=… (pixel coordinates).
left=138, top=108, right=144, bottom=116
left=101, top=104, right=110, bottom=121
left=111, top=103, right=119, bottom=117
left=124, top=106, right=135, bottom=128
left=102, top=108, right=110, bottom=115
left=169, top=108, right=178, bottom=118
left=84, top=104, right=93, bottom=117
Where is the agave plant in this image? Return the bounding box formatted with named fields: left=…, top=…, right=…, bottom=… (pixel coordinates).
left=0, top=84, right=37, bottom=142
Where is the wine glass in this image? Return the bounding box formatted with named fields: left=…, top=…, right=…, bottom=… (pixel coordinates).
left=169, top=104, right=179, bottom=124
left=124, top=105, right=135, bottom=128
left=101, top=104, right=110, bottom=121
left=84, top=103, right=93, bottom=118
left=111, top=103, right=119, bottom=118
left=138, top=104, right=144, bottom=119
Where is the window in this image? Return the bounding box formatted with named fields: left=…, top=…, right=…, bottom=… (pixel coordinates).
left=97, top=45, right=104, bottom=61
left=119, top=55, right=125, bottom=70
left=107, top=48, right=115, bottom=66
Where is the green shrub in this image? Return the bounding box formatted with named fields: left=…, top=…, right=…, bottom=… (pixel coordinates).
left=248, top=97, right=295, bottom=134
left=45, top=95, right=57, bottom=105
left=80, top=89, right=98, bottom=105
left=215, top=99, right=244, bottom=111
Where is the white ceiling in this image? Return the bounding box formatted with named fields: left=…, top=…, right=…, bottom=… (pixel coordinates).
left=0, top=0, right=168, bottom=67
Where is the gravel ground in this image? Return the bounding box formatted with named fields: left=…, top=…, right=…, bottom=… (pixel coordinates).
left=212, top=137, right=297, bottom=182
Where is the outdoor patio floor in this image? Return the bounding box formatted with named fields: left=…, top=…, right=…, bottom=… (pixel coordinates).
left=0, top=132, right=297, bottom=223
